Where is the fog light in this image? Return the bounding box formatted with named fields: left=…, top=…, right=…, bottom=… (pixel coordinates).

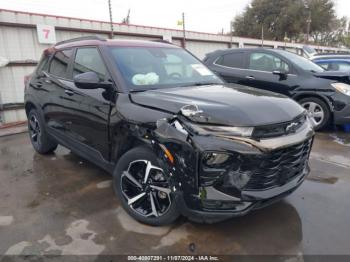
left=224, top=170, right=251, bottom=189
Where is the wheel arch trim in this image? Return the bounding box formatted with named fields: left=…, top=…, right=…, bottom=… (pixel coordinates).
left=292, top=92, right=333, bottom=112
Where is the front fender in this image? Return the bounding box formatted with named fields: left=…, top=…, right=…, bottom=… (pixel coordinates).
left=292, top=91, right=334, bottom=112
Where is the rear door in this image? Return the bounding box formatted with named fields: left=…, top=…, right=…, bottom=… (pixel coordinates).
left=242, top=51, right=297, bottom=96
left=28, top=53, right=51, bottom=115
left=44, top=48, right=74, bottom=132
left=208, top=51, right=248, bottom=85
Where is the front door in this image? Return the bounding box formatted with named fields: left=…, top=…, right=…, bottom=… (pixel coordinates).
left=242, top=51, right=296, bottom=96
left=58, top=47, right=113, bottom=161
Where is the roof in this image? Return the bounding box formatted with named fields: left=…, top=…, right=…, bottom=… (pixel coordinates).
left=312, top=55, right=350, bottom=61
left=313, top=52, right=350, bottom=56
left=313, top=58, right=350, bottom=62
left=55, top=37, right=179, bottom=50
left=206, top=47, right=284, bottom=56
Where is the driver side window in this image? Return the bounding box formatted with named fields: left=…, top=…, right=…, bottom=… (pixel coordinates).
left=249, top=52, right=289, bottom=73
left=73, top=47, right=107, bottom=81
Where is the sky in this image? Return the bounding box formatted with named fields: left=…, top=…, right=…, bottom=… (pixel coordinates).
left=0, top=0, right=349, bottom=34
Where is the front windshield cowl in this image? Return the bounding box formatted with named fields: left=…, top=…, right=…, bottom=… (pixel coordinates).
left=108, top=45, right=223, bottom=92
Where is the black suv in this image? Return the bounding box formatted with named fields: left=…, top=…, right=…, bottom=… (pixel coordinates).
left=25, top=37, right=314, bottom=225
left=204, top=48, right=350, bottom=130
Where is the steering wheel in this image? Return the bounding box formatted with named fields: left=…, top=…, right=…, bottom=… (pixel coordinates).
left=168, top=72, right=182, bottom=80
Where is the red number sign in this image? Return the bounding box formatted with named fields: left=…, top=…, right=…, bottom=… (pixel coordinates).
left=43, top=29, right=50, bottom=39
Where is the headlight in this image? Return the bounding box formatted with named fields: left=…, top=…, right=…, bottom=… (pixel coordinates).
left=202, top=152, right=230, bottom=167
left=331, top=83, right=350, bottom=96
left=185, top=122, right=254, bottom=137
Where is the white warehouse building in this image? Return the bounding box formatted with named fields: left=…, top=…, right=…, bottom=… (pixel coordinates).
left=0, top=9, right=348, bottom=125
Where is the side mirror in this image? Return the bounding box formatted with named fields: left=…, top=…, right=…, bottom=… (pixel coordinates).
left=37, top=71, right=47, bottom=78
left=74, top=72, right=112, bottom=90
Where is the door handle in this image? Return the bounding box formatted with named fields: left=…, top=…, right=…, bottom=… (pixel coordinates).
left=245, top=76, right=255, bottom=80
left=64, top=89, right=74, bottom=96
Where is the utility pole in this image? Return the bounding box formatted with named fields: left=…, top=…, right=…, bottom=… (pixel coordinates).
left=122, top=9, right=131, bottom=24
left=306, top=14, right=311, bottom=43
left=108, top=0, right=114, bottom=39
left=230, top=21, right=234, bottom=48
left=126, top=9, right=130, bottom=24
left=182, top=12, right=186, bottom=48
left=261, top=25, right=264, bottom=47
left=284, top=32, right=288, bottom=49
left=305, top=5, right=311, bottom=43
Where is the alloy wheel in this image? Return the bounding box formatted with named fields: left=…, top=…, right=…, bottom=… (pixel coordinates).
left=120, top=160, right=172, bottom=218
left=29, top=115, right=41, bottom=146
left=301, top=101, right=325, bottom=127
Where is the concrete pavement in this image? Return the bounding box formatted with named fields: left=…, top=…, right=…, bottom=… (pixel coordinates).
left=0, top=131, right=349, bottom=256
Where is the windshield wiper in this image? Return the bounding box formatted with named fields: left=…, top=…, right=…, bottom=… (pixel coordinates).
left=129, top=89, right=149, bottom=93
left=180, top=82, right=220, bottom=87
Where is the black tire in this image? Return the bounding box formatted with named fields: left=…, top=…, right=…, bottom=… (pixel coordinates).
left=113, top=146, right=180, bottom=226
left=28, top=109, right=58, bottom=154
left=298, top=97, right=331, bottom=131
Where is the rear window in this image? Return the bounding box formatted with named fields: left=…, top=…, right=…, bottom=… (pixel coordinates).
left=318, top=61, right=350, bottom=72
left=49, top=49, right=73, bottom=78
left=317, top=62, right=329, bottom=70
left=215, top=52, right=245, bottom=68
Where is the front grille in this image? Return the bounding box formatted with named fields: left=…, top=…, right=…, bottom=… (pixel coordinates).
left=244, top=138, right=312, bottom=190
left=200, top=138, right=313, bottom=192
left=252, top=113, right=307, bottom=139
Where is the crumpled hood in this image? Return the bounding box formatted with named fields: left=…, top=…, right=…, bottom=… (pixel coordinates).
left=314, top=71, right=350, bottom=84
left=130, top=84, right=305, bottom=127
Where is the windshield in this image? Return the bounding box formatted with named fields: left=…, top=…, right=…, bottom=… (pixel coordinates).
left=109, top=46, right=222, bottom=91
left=303, top=45, right=317, bottom=55
left=276, top=50, right=324, bottom=73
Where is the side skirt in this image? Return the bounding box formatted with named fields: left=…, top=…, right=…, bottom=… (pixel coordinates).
left=47, top=127, right=114, bottom=174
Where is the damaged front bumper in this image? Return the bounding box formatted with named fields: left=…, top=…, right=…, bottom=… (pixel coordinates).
left=153, top=114, right=314, bottom=222
left=174, top=166, right=309, bottom=223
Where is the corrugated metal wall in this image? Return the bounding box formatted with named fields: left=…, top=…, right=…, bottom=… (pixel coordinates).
left=0, top=9, right=348, bottom=125
left=186, top=41, right=228, bottom=59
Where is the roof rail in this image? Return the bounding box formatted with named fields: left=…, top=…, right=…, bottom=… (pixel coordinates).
left=151, top=39, right=173, bottom=45
left=55, top=36, right=106, bottom=46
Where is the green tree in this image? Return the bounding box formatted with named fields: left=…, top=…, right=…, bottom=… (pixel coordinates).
left=233, top=0, right=341, bottom=45
left=312, top=16, right=348, bottom=46
left=339, top=18, right=350, bottom=48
